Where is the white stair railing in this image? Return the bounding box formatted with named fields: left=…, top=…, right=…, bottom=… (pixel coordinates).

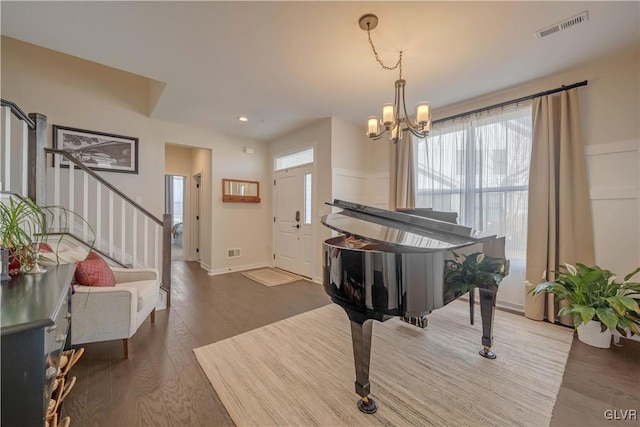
left=46, top=149, right=171, bottom=285
left=0, top=100, right=33, bottom=197
left=1, top=98, right=171, bottom=306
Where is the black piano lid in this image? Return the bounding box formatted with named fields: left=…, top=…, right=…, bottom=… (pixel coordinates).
left=321, top=199, right=497, bottom=252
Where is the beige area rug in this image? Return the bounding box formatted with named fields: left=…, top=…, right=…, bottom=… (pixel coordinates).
left=194, top=301, right=573, bottom=426
left=241, top=267, right=304, bottom=287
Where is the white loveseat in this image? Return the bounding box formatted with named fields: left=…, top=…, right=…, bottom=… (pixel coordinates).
left=45, top=243, right=160, bottom=358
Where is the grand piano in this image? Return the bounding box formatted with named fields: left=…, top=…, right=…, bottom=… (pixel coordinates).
left=321, top=199, right=508, bottom=414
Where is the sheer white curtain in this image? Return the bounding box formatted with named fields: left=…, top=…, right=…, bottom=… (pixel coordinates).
left=415, top=105, right=532, bottom=307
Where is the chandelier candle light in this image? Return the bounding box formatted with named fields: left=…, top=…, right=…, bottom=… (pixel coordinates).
left=360, top=14, right=431, bottom=143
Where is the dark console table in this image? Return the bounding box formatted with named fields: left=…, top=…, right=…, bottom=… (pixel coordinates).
left=1, top=264, right=75, bottom=426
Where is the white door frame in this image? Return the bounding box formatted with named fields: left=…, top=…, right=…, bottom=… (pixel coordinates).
left=272, top=162, right=315, bottom=278
left=192, top=172, right=202, bottom=262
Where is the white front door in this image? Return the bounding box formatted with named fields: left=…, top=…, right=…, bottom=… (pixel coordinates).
left=274, top=165, right=313, bottom=277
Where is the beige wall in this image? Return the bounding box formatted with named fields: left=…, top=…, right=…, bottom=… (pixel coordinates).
left=330, top=117, right=370, bottom=172
left=165, top=144, right=193, bottom=177
left=434, top=51, right=639, bottom=147
left=2, top=37, right=272, bottom=273
left=330, top=118, right=370, bottom=205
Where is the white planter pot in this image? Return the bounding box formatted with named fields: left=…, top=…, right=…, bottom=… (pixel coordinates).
left=576, top=321, right=613, bottom=348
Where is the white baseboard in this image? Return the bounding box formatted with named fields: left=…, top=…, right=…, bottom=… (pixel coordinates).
left=459, top=294, right=524, bottom=316
left=207, top=262, right=270, bottom=276
left=199, top=261, right=212, bottom=275
left=312, top=276, right=322, bottom=284
left=496, top=300, right=524, bottom=314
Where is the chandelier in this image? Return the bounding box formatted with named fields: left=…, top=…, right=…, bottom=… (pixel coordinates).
left=359, top=14, right=431, bottom=143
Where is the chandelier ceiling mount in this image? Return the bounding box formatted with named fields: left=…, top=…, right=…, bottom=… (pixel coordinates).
left=359, top=14, right=431, bottom=143
left=358, top=14, right=379, bottom=31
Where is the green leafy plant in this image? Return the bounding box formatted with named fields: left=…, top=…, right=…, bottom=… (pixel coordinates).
left=529, top=263, right=640, bottom=336
left=444, top=252, right=509, bottom=298
left=0, top=197, right=47, bottom=271
left=1, top=196, right=96, bottom=273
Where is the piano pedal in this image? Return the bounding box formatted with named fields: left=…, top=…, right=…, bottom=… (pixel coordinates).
left=479, top=346, right=496, bottom=359
left=400, top=315, right=428, bottom=328
left=357, top=396, right=378, bottom=414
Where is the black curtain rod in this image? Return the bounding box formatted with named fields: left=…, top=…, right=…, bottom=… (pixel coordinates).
left=432, top=80, right=588, bottom=125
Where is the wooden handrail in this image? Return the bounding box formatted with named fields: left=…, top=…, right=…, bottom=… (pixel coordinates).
left=45, top=148, right=163, bottom=225
left=0, top=191, right=27, bottom=200
left=0, top=99, right=36, bottom=129
left=46, top=231, right=128, bottom=268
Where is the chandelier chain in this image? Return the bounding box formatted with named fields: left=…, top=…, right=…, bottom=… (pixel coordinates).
left=366, top=27, right=403, bottom=79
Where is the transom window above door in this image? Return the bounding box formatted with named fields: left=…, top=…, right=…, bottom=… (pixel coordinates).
left=274, top=147, right=314, bottom=171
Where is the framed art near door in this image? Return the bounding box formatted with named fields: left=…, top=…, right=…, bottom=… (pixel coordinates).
left=53, top=125, right=139, bottom=174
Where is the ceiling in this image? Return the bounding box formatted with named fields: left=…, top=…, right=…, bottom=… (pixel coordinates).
left=2, top=1, right=639, bottom=142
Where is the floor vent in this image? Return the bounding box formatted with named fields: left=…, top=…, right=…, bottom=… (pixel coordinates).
left=536, top=11, right=589, bottom=39
left=227, top=248, right=242, bottom=258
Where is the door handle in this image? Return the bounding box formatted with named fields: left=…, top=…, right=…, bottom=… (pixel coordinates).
left=292, top=224, right=300, bottom=229
left=295, top=210, right=300, bottom=222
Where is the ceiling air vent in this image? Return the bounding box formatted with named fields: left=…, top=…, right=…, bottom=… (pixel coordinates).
left=536, top=11, right=589, bottom=39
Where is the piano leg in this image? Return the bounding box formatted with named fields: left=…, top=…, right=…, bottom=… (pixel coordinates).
left=478, top=287, right=497, bottom=359
left=349, top=319, right=378, bottom=414
left=469, top=289, right=475, bottom=325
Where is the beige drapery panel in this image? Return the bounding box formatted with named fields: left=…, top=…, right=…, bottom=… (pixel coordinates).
left=524, top=88, right=595, bottom=325
left=389, top=138, right=415, bottom=210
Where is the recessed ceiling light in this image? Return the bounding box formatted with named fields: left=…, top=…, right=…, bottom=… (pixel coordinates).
left=237, top=116, right=248, bottom=122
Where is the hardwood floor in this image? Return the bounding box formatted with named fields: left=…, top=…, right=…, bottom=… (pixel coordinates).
left=63, top=261, right=330, bottom=426
left=551, top=335, right=640, bottom=426
left=63, top=261, right=639, bottom=426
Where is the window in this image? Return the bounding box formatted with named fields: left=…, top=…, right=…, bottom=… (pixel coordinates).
left=415, top=105, right=532, bottom=296
left=172, top=176, right=184, bottom=224
left=491, top=149, right=507, bottom=176
left=164, top=175, right=185, bottom=225
left=274, top=147, right=314, bottom=171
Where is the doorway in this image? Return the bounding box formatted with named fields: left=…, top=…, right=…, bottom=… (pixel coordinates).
left=165, top=175, right=186, bottom=261
left=273, top=164, right=313, bottom=277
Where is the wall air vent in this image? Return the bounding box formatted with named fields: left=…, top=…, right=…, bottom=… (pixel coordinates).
left=227, top=248, right=242, bottom=258
left=536, top=11, right=589, bottom=39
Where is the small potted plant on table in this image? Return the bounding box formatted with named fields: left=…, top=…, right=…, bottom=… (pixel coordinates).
left=0, top=196, right=48, bottom=274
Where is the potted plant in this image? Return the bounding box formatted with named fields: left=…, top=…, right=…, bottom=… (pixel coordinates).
left=0, top=196, right=47, bottom=274
left=444, top=251, right=509, bottom=358
left=529, top=263, right=640, bottom=348
left=1, top=196, right=95, bottom=275
left=444, top=251, right=509, bottom=297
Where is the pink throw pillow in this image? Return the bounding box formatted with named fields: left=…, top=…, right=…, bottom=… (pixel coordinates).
left=86, top=251, right=102, bottom=260
left=75, top=256, right=116, bottom=287
left=38, top=243, right=54, bottom=253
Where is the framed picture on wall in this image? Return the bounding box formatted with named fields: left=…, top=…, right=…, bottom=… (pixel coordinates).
left=52, top=125, right=139, bottom=174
